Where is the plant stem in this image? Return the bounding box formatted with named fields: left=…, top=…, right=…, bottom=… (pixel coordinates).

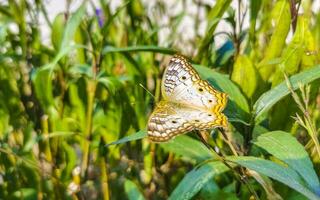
left=99, top=156, right=110, bottom=200
left=81, top=80, right=96, bottom=178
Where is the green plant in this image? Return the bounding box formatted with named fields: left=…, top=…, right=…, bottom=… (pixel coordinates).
left=0, top=0, right=320, bottom=199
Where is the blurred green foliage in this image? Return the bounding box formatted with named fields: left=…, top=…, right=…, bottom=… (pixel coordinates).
left=0, top=0, right=320, bottom=199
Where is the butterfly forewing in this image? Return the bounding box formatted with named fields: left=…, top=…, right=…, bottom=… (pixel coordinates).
left=162, top=55, right=227, bottom=113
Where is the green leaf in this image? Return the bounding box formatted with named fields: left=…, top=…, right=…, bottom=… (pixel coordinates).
left=32, top=4, right=87, bottom=113
left=31, top=68, right=55, bottom=111
left=272, top=16, right=306, bottom=87
left=168, top=162, right=228, bottom=200
left=254, top=131, right=320, bottom=194
left=231, top=55, right=258, bottom=98
left=253, top=64, right=320, bottom=123
left=51, top=13, right=65, bottom=50
left=68, top=64, right=93, bottom=78
left=124, top=179, right=145, bottom=200
left=12, top=188, right=37, bottom=200
left=98, top=76, right=124, bottom=94
left=228, top=156, right=320, bottom=200
left=249, top=0, right=262, bottom=44
left=106, top=130, right=147, bottom=146
left=257, top=0, right=291, bottom=81
left=196, top=0, right=232, bottom=63
left=160, top=135, right=213, bottom=163
left=60, top=4, right=86, bottom=50
left=102, top=45, right=177, bottom=55
left=194, top=64, right=250, bottom=123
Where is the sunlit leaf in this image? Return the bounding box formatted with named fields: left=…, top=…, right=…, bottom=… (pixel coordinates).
left=231, top=55, right=258, bottom=98
left=228, top=156, right=320, bottom=200
left=160, top=135, right=213, bottom=163
left=106, top=130, right=147, bottom=146
left=169, top=162, right=228, bottom=200
left=253, top=64, right=320, bottom=123
left=124, top=179, right=145, bottom=200
left=254, top=131, right=320, bottom=194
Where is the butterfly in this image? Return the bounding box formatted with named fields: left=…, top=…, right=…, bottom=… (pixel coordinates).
left=147, top=54, right=228, bottom=142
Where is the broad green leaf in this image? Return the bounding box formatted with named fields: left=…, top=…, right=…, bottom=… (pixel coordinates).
left=124, top=179, right=145, bottom=200
left=272, top=16, right=307, bottom=87
left=258, top=0, right=291, bottom=81
left=253, top=64, right=320, bottom=123
left=300, top=13, right=317, bottom=69
left=301, top=28, right=318, bottom=69
left=102, top=45, right=177, bottom=55
left=61, top=142, right=77, bottom=181
left=254, top=131, right=320, bottom=194
left=194, top=65, right=250, bottom=123
left=51, top=13, right=65, bottom=50
left=228, top=156, right=320, bottom=200
left=199, top=179, right=220, bottom=198
left=106, top=130, right=147, bottom=146
left=31, top=68, right=55, bottom=112
left=168, top=162, right=228, bottom=200
left=160, top=135, right=213, bottom=163
left=231, top=55, right=258, bottom=98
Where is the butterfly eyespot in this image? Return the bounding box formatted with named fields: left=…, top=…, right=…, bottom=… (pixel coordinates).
left=198, top=88, right=203, bottom=92
left=208, top=100, right=213, bottom=103
left=171, top=120, right=177, bottom=124
left=208, top=114, right=212, bottom=116
left=181, top=76, right=186, bottom=80
left=194, top=119, right=200, bottom=122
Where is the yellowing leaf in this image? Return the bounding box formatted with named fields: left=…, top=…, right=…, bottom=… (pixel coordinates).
left=231, top=55, right=258, bottom=98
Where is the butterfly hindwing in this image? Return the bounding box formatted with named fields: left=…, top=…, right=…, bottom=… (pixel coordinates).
left=147, top=101, right=227, bottom=142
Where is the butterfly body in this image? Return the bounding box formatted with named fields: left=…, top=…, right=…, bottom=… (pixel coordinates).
left=148, top=55, right=227, bottom=142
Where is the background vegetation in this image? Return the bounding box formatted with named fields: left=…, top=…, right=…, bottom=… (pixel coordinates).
left=1, top=0, right=320, bottom=199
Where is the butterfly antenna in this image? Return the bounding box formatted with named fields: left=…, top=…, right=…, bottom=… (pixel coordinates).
left=139, top=83, right=155, bottom=99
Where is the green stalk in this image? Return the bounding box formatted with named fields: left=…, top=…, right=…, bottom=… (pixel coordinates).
left=41, top=115, right=52, bottom=162
left=99, top=156, right=110, bottom=200
left=80, top=80, right=96, bottom=178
